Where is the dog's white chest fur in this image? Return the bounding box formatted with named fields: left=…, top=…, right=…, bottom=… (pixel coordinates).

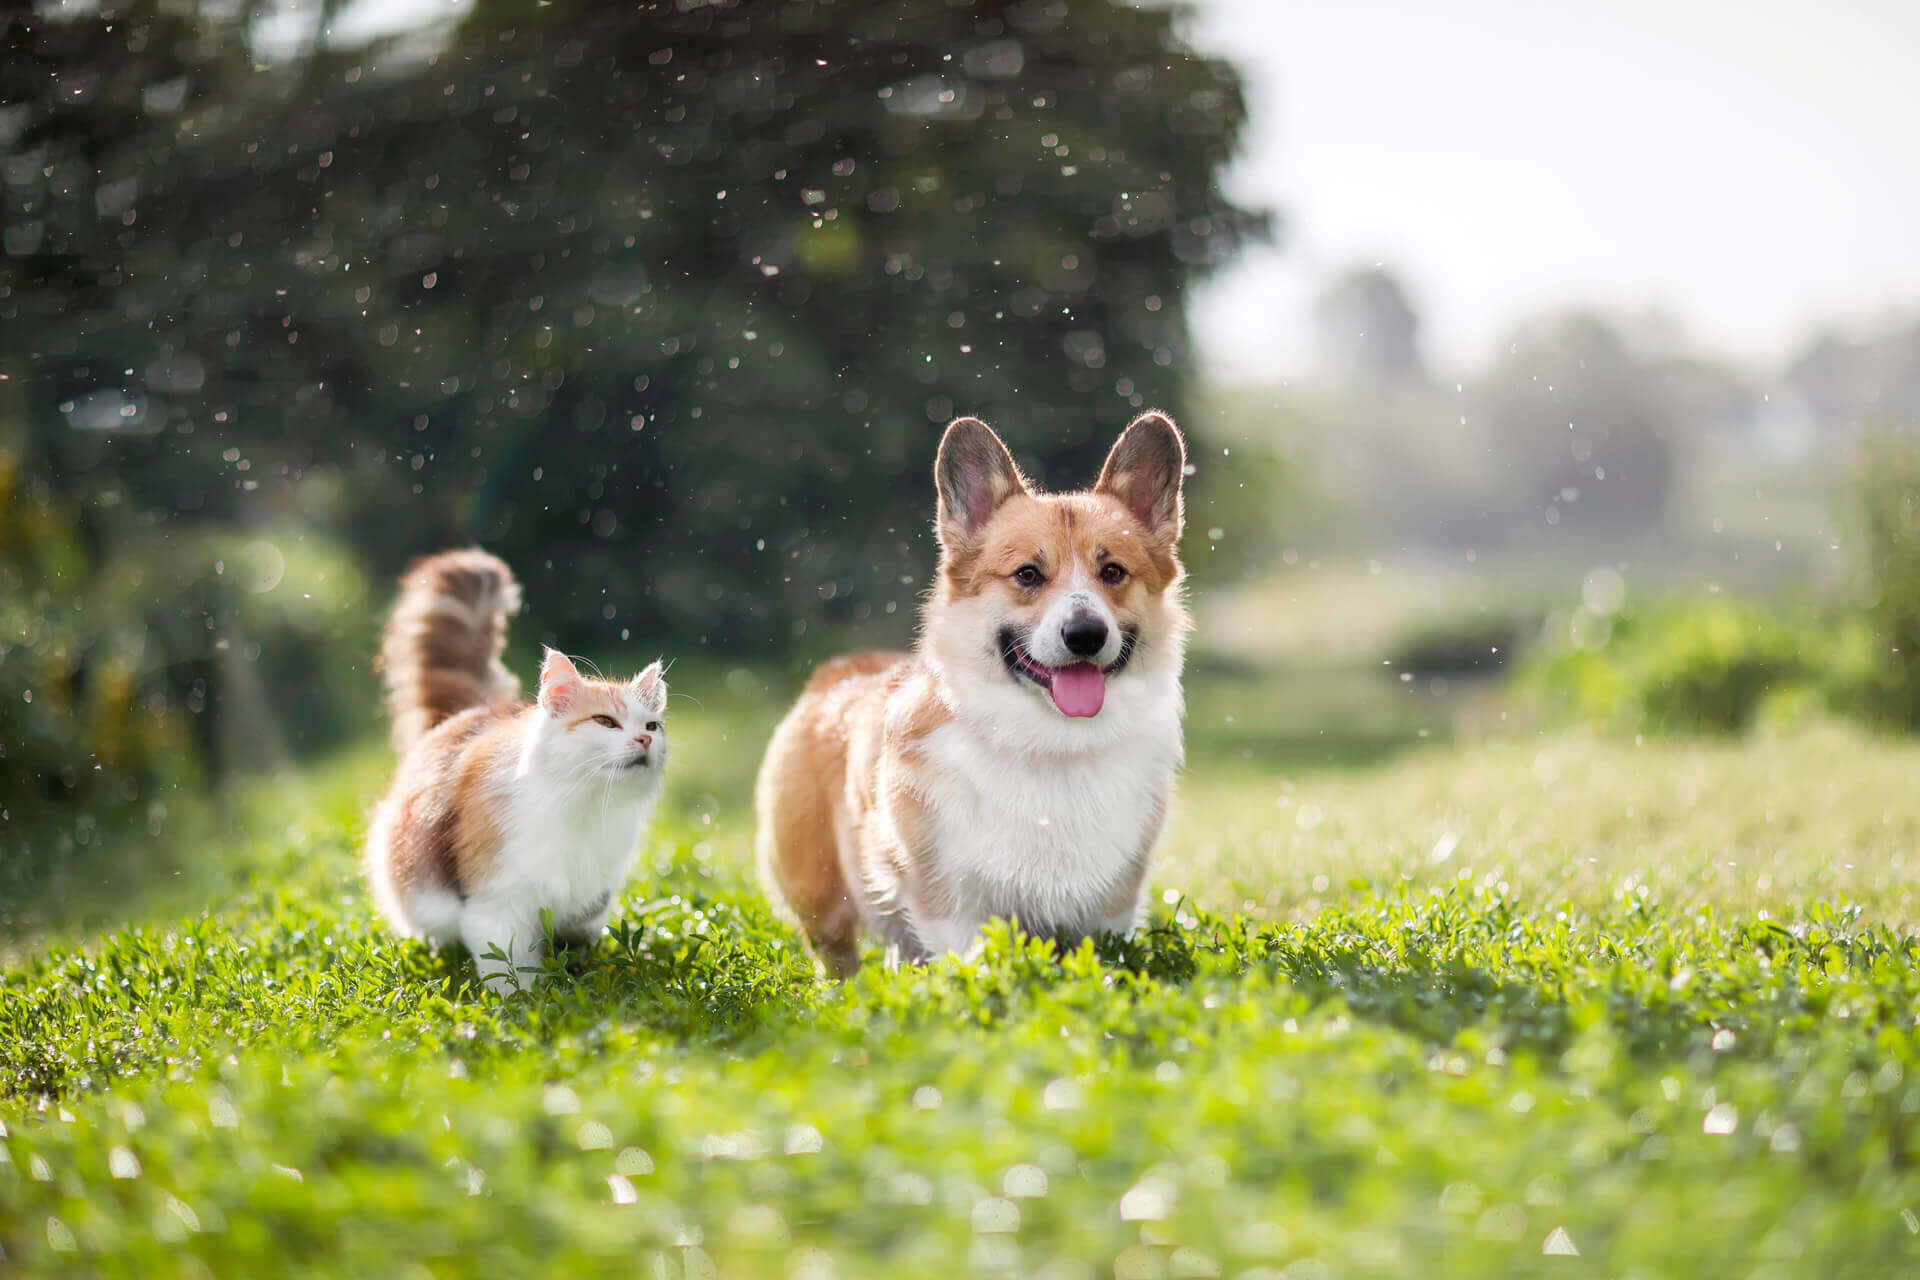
left=907, top=708, right=1180, bottom=955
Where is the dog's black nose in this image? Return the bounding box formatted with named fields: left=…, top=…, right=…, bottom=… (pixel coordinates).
left=1062, top=613, right=1109, bottom=658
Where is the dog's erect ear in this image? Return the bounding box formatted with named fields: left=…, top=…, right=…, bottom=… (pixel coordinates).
left=538, top=648, right=583, bottom=716
left=935, top=416, right=1028, bottom=547
left=1096, top=411, right=1186, bottom=541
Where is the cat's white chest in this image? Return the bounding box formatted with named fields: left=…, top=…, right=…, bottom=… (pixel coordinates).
left=494, top=790, right=650, bottom=916
left=914, top=721, right=1177, bottom=936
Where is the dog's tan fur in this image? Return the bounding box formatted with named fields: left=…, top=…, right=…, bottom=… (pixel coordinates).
left=757, top=412, right=1189, bottom=974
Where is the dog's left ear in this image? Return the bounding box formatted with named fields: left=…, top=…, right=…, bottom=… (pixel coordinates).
left=1096, top=411, right=1186, bottom=541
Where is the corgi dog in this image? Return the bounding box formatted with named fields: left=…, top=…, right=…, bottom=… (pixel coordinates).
left=755, top=412, right=1189, bottom=974
left=364, top=549, right=668, bottom=992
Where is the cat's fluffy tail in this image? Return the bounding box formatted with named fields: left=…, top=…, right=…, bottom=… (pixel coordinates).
left=378, top=548, right=523, bottom=752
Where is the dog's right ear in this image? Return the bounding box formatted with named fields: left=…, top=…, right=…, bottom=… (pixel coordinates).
left=935, top=416, right=1027, bottom=549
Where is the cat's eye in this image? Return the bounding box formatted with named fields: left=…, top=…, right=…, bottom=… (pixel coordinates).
left=1099, top=562, right=1128, bottom=585
left=645, top=720, right=661, bottom=733
left=591, top=714, right=620, bottom=729
left=1013, top=564, right=1045, bottom=588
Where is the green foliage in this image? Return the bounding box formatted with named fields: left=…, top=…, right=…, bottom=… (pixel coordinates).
left=0, top=0, right=1272, bottom=870
left=5, top=794, right=1920, bottom=1276
left=1518, top=440, right=1920, bottom=737
left=0, top=446, right=377, bottom=925
left=1856, top=435, right=1920, bottom=728
left=1386, top=610, right=1526, bottom=677
left=5, top=657, right=1920, bottom=1274
left=0, top=453, right=196, bottom=911
left=0, top=0, right=1266, bottom=658
left=1181, top=386, right=1301, bottom=587
left=1521, top=595, right=1886, bottom=735
left=1180, top=440, right=1293, bottom=589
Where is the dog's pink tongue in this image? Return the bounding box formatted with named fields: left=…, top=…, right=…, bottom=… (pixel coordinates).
left=1049, top=663, right=1106, bottom=717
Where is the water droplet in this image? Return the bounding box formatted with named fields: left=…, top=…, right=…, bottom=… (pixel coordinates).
left=1541, top=1226, right=1579, bottom=1256
left=1119, top=1176, right=1175, bottom=1221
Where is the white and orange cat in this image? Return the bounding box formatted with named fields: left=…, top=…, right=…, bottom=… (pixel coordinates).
left=365, top=549, right=668, bottom=992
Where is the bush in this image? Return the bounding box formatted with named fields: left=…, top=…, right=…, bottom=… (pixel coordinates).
left=1386, top=611, right=1530, bottom=677
left=0, top=455, right=194, bottom=923
left=0, top=448, right=377, bottom=928
left=1856, top=435, right=1920, bottom=728
left=0, top=455, right=192, bottom=826
left=1521, top=595, right=1879, bottom=735
left=1521, top=436, right=1920, bottom=737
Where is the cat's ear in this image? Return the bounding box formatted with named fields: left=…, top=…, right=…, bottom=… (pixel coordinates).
left=539, top=648, right=583, bottom=716
left=629, top=660, right=666, bottom=709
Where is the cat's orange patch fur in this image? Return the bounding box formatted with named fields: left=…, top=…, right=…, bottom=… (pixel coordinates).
left=372, top=550, right=524, bottom=895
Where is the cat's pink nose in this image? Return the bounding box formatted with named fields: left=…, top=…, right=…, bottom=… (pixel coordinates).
left=633, top=732, right=653, bottom=751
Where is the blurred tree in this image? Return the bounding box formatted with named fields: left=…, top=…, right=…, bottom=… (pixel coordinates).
left=1314, top=265, right=1426, bottom=389
left=1477, top=311, right=1677, bottom=533
left=1781, top=320, right=1920, bottom=446
left=1784, top=331, right=1863, bottom=434
left=0, top=0, right=1270, bottom=878
left=0, top=443, right=194, bottom=916
left=1855, top=435, right=1920, bottom=729
left=1, top=0, right=1268, bottom=672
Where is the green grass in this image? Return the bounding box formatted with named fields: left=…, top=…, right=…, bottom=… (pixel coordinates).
left=5, top=662, right=1920, bottom=1278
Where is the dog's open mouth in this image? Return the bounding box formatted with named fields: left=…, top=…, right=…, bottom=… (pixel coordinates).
left=998, top=629, right=1136, bottom=718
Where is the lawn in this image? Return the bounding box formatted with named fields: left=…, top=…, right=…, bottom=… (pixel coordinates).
left=4, top=659, right=1920, bottom=1278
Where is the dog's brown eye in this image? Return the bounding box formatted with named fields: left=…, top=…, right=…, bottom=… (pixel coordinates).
left=592, top=714, right=620, bottom=729
left=1013, top=564, right=1045, bottom=588
left=1099, top=562, right=1128, bottom=585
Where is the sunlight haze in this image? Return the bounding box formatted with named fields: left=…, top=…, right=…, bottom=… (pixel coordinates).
left=1183, top=0, right=1920, bottom=380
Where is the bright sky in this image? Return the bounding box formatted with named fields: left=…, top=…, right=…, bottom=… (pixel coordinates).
left=1181, top=0, right=1920, bottom=381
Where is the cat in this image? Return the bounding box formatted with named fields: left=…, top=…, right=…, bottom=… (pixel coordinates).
left=364, top=548, right=667, bottom=992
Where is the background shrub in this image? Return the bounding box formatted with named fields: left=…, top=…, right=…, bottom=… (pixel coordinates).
left=1520, top=595, right=1878, bottom=735
left=1856, top=435, right=1920, bottom=729
left=0, top=448, right=375, bottom=922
